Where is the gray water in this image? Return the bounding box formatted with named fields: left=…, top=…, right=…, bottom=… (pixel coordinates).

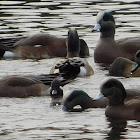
left=0, top=0, right=140, bottom=139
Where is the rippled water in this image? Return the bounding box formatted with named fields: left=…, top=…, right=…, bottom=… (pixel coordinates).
left=0, top=0, right=140, bottom=139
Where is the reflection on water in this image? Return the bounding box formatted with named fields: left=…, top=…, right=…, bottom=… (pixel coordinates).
left=106, top=118, right=127, bottom=140
left=0, top=0, right=140, bottom=139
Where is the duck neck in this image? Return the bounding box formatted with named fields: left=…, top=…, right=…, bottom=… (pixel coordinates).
left=80, top=96, right=94, bottom=109
left=100, top=29, right=115, bottom=39
left=66, top=41, right=80, bottom=57
left=100, top=22, right=115, bottom=39
left=108, top=86, right=126, bottom=106
left=66, top=31, right=80, bottom=58
left=88, top=98, right=97, bottom=108
left=108, top=101, right=124, bottom=106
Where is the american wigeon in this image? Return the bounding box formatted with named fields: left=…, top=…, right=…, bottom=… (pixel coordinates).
left=0, top=32, right=89, bottom=59
left=94, top=78, right=140, bottom=121
left=50, top=28, right=94, bottom=77
left=62, top=90, right=108, bottom=111
left=109, top=50, right=140, bottom=77
left=0, top=73, right=73, bottom=98
left=92, top=11, right=140, bottom=63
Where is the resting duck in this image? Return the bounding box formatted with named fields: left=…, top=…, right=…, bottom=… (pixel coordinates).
left=0, top=32, right=89, bottom=59
left=62, top=78, right=140, bottom=114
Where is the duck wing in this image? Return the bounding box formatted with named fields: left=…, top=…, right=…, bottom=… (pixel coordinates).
left=28, top=73, right=74, bottom=87
left=117, top=36, right=140, bottom=60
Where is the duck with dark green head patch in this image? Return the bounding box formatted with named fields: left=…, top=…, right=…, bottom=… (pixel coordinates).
left=62, top=90, right=108, bottom=112
left=92, top=11, right=140, bottom=63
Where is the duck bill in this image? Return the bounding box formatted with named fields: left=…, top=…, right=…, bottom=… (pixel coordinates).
left=92, top=23, right=101, bottom=32
left=131, top=63, right=139, bottom=74
left=62, top=105, right=68, bottom=111
left=93, top=92, right=104, bottom=100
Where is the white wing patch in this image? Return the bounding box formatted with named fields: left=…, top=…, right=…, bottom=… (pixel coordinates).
left=4, top=51, right=16, bottom=58
left=34, top=45, right=42, bottom=47
left=78, top=67, right=86, bottom=76
left=54, top=69, right=60, bottom=74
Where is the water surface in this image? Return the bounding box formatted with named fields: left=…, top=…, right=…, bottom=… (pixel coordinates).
left=0, top=0, right=140, bottom=139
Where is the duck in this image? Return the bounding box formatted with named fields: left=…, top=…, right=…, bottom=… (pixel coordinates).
left=92, top=11, right=140, bottom=63
left=94, top=78, right=140, bottom=121
left=50, top=28, right=94, bottom=77
left=0, top=32, right=89, bottom=59
left=62, top=78, right=140, bottom=112
left=0, top=73, right=73, bottom=98
left=109, top=50, right=140, bottom=77
left=50, top=79, right=64, bottom=98
left=49, top=79, right=64, bottom=106
left=62, top=90, right=108, bottom=111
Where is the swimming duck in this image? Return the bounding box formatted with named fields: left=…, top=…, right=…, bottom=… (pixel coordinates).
left=50, top=79, right=63, bottom=98
left=0, top=32, right=89, bottom=59
left=49, top=79, right=64, bottom=106
left=109, top=50, right=140, bottom=77
left=50, top=28, right=94, bottom=77
left=94, top=78, right=140, bottom=121
left=92, top=11, right=140, bottom=63
left=0, top=73, right=73, bottom=98
left=62, top=90, right=108, bottom=111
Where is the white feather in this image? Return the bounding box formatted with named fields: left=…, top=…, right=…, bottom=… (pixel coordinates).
left=54, top=69, right=60, bottom=74
left=34, top=45, right=42, bottom=47
left=78, top=67, right=86, bottom=77
left=4, top=51, right=16, bottom=58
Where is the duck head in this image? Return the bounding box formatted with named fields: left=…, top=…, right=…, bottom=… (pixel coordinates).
left=95, top=78, right=126, bottom=106
left=92, top=11, right=115, bottom=38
